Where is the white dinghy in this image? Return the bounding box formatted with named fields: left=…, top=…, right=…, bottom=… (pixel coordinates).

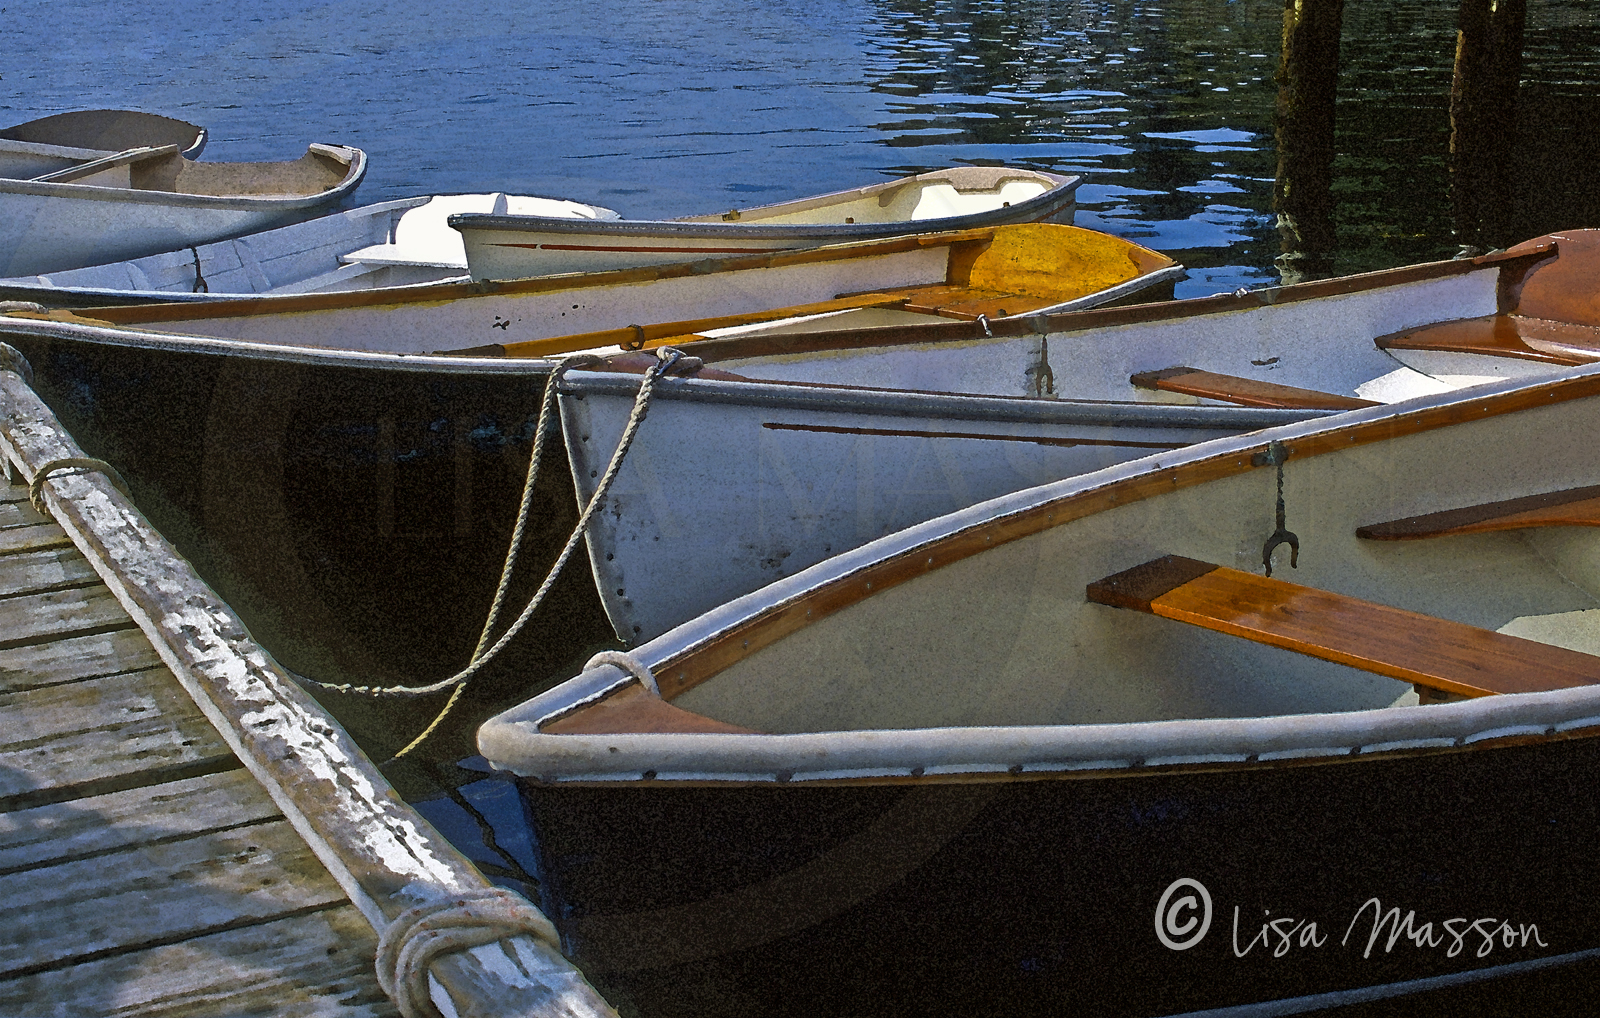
left=650, top=230, right=1599, bottom=405
left=0, top=109, right=208, bottom=177
left=558, top=230, right=1600, bottom=645
left=13, top=223, right=1180, bottom=356
left=0, top=137, right=367, bottom=277
left=451, top=166, right=1080, bottom=279
left=559, top=352, right=1338, bottom=643
left=0, top=192, right=619, bottom=305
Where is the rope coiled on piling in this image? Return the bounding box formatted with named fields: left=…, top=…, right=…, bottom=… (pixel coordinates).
left=375, top=886, right=562, bottom=1018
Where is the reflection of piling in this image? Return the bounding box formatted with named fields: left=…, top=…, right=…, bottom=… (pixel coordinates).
left=1451, top=0, right=1526, bottom=252
left=1273, top=0, right=1344, bottom=282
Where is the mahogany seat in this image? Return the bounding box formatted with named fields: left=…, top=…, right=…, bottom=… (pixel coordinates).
left=1129, top=366, right=1379, bottom=410
left=1357, top=485, right=1600, bottom=541
left=1374, top=314, right=1600, bottom=366
left=1086, top=555, right=1600, bottom=700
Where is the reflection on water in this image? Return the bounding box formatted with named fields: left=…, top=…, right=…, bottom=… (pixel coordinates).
left=4, top=1, right=1600, bottom=1010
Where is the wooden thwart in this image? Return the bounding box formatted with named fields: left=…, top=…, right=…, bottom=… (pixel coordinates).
left=1130, top=366, right=1380, bottom=410
left=1374, top=314, right=1600, bottom=366
left=1086, top=555, right=1600, bottom=698
left=28, top=144, right=180, bottom=184
left=1357, top=484, right=1600, bottom=540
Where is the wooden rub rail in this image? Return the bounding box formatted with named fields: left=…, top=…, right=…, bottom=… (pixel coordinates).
left=0, top=345, right=616, bottom=1018
left=1086, top=555, right=1600, bottom=700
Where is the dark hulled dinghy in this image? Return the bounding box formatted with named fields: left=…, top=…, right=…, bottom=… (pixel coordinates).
left=481, top=363, right=1600, bottom=1017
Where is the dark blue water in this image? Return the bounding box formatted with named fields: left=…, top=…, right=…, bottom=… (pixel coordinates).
left=6, top=2, right=1600, bottom=1012
left=8, top=0, right=1598, bottom=297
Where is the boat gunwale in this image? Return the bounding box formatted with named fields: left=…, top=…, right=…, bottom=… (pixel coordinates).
left=39, top=225, right=1016, bottom=324
left=559, top=366, right=1338, bottom=430
left=0, top=313, right=562, bottom=375
left=0, top=142, right=367, bottom=210
left=670, top=242, right=1556, bottom=365
left=479, top=359, right=1600, bottom=785
left=449, top=169, right=1082, bottom=242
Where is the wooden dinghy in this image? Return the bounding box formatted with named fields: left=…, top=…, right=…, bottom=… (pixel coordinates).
left=451, top=166, right=1081, bottom=279
left=0, top=193, right=620, bottom=307
left=0, top=137, right=367, bottom=277
left=7, top=222, right=1179, bottom=355
left=480, top=362, right=1600, bottom=1017
left=665, top=229, right=1600, bottom=411
left=560, top=354, right=1336, bottom=643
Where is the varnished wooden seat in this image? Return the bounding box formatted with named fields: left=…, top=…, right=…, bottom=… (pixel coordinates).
left=1086, top=555, right=1600, bottom=699
left=1357, top=485, right=1600, bottom=540
left=1374, top=314, right=1600, bottom=366
left=542, top=683, right=761, bottom=735
left=1129, top=366, right=1379, bottom=410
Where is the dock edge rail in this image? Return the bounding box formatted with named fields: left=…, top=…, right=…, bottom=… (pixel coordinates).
left=0, top=345, right=616, bottom=1018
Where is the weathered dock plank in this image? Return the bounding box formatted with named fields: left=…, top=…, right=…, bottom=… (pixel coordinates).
left=0, top=520, right=72, bottom=555
left=0, top=627, right=157, bottom=693
left=0, top=495, right=49, bottom=528
left=0, top=769, right=277, bottom=876
left=0, top=668, right=234, bottom=811
left=0, top=583, right=131, bottom=648
left=0, top=545, right=99, bottom=597
left=0, top=819, right=347, bottom=979
left=0, top=904, right=395, bottom=1018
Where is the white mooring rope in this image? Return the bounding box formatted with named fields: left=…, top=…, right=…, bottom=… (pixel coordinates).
left=305, top=347, right=693, bottom=761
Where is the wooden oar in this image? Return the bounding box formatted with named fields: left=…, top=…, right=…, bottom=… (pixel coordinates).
left=30, top=144, right=181, bottom=184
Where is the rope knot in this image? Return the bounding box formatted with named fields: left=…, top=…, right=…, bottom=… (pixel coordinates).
left=585, top=650, right=660, bottom=695
left=375, top=886, right=562, bottom=1018
left=28, top=457, right=131, bottom=514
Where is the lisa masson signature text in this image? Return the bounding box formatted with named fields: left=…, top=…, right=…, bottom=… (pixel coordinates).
left=1231, top=899, right=1549, bottom=960
left=1154, top=877, right=1550, bottom=960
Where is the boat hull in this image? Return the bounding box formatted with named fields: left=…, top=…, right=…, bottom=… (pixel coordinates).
left=519, top=731, right=1600, bottom=1017
left=0, top=193, right=617, bottom=306
left=0, top=325, right=612, bottom=709
left=561, top=369, right=1333, bottom=643
left=453, top=167, right=1080, bottom=279
left=0, top=144, right=367, bottom=277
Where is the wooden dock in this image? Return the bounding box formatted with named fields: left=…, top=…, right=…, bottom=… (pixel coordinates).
left=0, top=469, right=396, bottom=1015
left=0, top=345, right=616, bottom=1017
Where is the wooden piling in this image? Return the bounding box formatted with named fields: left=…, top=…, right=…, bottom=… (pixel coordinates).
left=1451, top=0, right=1528, bottom=251
left=1273, top=0, right=1345, bottom=282
left=0, top=346, right=617, bottom=1018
